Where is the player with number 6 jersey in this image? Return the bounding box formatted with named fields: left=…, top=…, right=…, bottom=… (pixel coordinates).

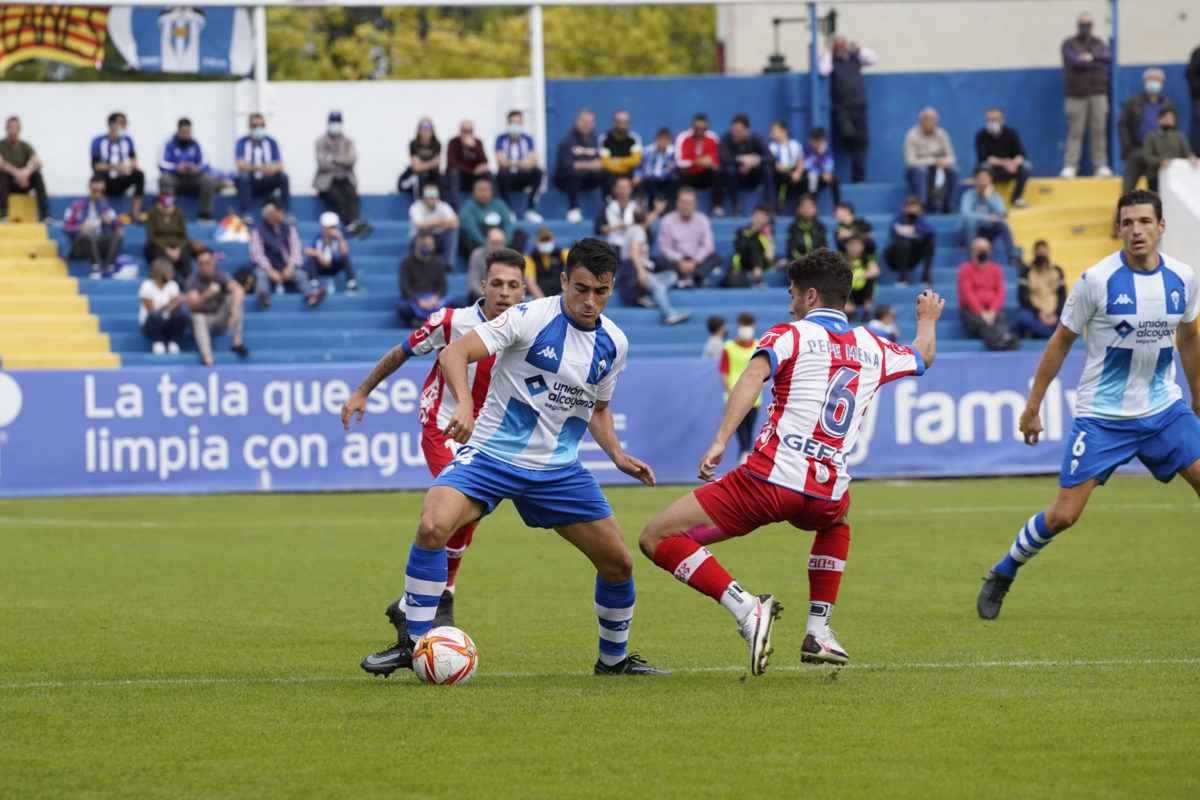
left=640, top=248, right=944, bottom=675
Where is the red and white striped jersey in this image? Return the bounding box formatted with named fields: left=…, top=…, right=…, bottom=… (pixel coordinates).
left=744, top=308, right=925, bottom=501
left=403, top=301, right=496, bottom=431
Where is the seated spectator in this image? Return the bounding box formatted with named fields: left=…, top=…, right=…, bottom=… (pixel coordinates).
left=0, top=115, right=49, bottom=222
left=144, top=191, right=190, bottom=280
left=447, top=119, right=492, bottom=208
left=595, top=174, right=664, bottom=255
left=641, top=127, right=678, bottom=206
left=957, top=237, right=1018, bottom=351
left=185, top=247, right=248, bottom=365
left=1119, top=68, right=1175, bottom=195
left=720, top=313, right=762, bottom=464
left=458, top=177, right=515, bottom=258
left=787, top=194, right=829, bottom=260
left=524, top=227, right=568, bottom=300
left=903, top=107, right=958, bottom=213
left=833, top=201, right=875, bottom=257
left=495, top=110, right=544, bottom=221
left=408, top=181, right=460, bottom=266
left=960, top=165, right=1016, bottom=263
left=553, top=108, right=604, bottom=223
left=158, top=117, right=218, bottom=221
left=600, top=109, right=644, bottom=194
left=801, top=127, right=840, bottom=206
left=398, top=117, right=447, bottom=199
left=866, top=303, right=900, bottom=341
left=1014, top=240, right=1066, bottom=339
left=616, top=207, right=690, bottom=326
left=249, top=200, right=325, bottom=308
left=719, top=113, right=774, bottom=216
left=304, top=212, right=360, bottom=294
left=883, top=195, right=936, bottom=286
left=674, top=113, right=723, bottom=215
left=702, top=315, right=727, bottom=358
left=657, top=188, right=721, bottom=287
left=466, top=227, right=509, bottom=305
left=975, top=107, right=1031, bottom=207
left=768, top=120, right=803, bottom=212
left=843, top=234, right=880, bottom=321
left=65, top=176, right=125, bottom=278
left=314, top=110, right=371, bottom=239
left=138, top=258, right=188, bottom=355
left=91, top=111, right=145, bottom=220
left=727, top=203, right=774, bottom=288
left=235, top=112, right=290, bottom=218
left=399, top=231, right=449, bottom=326
left=1140, top=107, right=1200, bottom=192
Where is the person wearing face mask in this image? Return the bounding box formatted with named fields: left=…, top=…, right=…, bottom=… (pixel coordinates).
left=144, top=190, right=191, bottom=281
left=158, top=117, right=217, bottom=221
left=408, top=182, right=460, bottom=266
left=1014, top=240, right=1066, bottom=340
left=90, top=111, right=145, bottom=221
left=718, top=313, right=764, bottom=465
left=1118, top=68, right=1177, bottom=195
left=494, top=110, right=544, bottom=222
left=1141, top=107, right=1200, bottom=193
left=883, top=195, right=936, bottom=287
left=458, top=177, right=515, bottom=258
left=957, top=237, right=1018, bottom=351
left=974, top=107, right=1031, bottom=208
left=524, top=227, right=569, bottom=300
left=1060, top=11, right=1113, bottom=178
left=398, top=231, right=449, bottom=326
left=234, top=112, right=290, bottom=218
left=315, top=110, right=372, bottom=240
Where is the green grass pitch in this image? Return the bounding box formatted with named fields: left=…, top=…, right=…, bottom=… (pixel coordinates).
left=1, top=476, right=1197, bottom=799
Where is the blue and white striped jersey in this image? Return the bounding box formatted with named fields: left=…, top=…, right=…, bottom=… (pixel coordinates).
left=91, top=134, right=136, bottom=178
left=469, top=296, right=627, bottom=470
left=1060, top=250, right=1199, bottom=419
left=495, top=133, right=535, bottom=170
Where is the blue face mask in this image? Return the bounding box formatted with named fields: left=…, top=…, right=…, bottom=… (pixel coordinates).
left=508, top=124, right=523, bottom=137
left=251, top=126, right=267, bottom=140
left=1144, top=80, right=1163, bottom=95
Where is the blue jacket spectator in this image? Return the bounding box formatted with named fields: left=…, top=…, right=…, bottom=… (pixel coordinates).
left=234, top=112, right=290, bottom=217
left=66, top=176, right=125, bottom=276
left=158, top=117, right=218, bottom=221
left=552, top=108, right=603, bottom=222
left=90, top=111, right=145, bottom=219
left=959, top=166, right=1016, bottom=263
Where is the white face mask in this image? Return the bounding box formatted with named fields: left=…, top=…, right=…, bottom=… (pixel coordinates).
left=537, top=241, right=555, bottom=254
left=508, top=124, right=523, bottom=137
left=328, top=122, right=343, bottom=135
left=985, top=120, right=1002, bottom=135
left=737, top=325, right=755, bottom=341
left=251, top=126, right=266, bottom=140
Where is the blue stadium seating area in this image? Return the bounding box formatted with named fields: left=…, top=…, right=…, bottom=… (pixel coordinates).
left=45, top=181, right=1024, bottom=366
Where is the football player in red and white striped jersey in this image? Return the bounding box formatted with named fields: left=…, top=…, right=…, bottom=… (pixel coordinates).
left=640, top=248, right=944, bottom=674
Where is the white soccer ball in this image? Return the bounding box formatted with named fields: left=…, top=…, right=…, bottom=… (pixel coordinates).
left=412, top=626, right=478, bottom=685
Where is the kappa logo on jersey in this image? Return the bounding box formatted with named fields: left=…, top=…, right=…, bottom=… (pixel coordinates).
left=1114, top=320, right=1134, bottom=338
left=1113, top=293, right=1134, bottom=306
left=537, top=345, right=558, bottom=361
left=514, top=304, right=529, bottom=316
left=524, top=375, right=548, bottom=395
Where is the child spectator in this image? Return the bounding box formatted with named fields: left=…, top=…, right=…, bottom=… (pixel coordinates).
left=727, top=203, right=774, bottom=288
left=615, top=207, right=690, bottom=326
left=843, top=234, right=880, bottom=322
left=768, top=120, right=803, bottom=212
left=801, top=127, right=840, bottom=205
left=719, top=312, right=762, bottom=464
left=787, top=194, right=829, bottom=260
left=867, top=303, right=900, bottom=341
left=833, top=201, right=875, bottom=257
left=702, top=315, right=727, bottom=358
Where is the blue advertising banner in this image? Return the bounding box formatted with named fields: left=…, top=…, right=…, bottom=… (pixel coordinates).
left=107, top=6, right=254, bottom=75
left=0, top=351, right=1166, bottom=499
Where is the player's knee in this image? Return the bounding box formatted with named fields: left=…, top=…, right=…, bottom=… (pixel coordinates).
left=415, top=513, right=453, bottom=549
left=597, top=550, right=634, bottom=583
left=1044, top=506, right=1080, bottom=532
left=638, top=525, right=666, bottom=559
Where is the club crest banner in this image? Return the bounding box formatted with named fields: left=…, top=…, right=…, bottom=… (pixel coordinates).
left=107, top=6, right=253, bottom=75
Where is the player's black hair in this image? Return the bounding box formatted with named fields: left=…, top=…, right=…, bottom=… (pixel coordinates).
left=1117, top=189, right=1162, bottom=222
left=786, top=248, right=853, bottom=310
left=731, top=113, right=751, bottom=128
left=484, top=247, right=525, bottom=275
left=706, top=315, right=726, bottom=334
left=564, top=237, right=618, bottom=280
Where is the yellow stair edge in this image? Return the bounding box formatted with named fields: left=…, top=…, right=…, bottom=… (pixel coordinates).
left=0, top=315, right=100, bottom=335
left=0, top=352, right=120, bottom=369
left=0, top=261, right=70, bottom=278
left=0, top=222, right=48, bottom=240
left=0, top=277, right=80, bottom=295
left=0, top=295, right=89, bottom=314
left=0, top=333, right=111, bottom=354
left=0, top=241, right=58, bottom=258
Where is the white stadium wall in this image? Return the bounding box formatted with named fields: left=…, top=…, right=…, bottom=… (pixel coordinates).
left=1161, top=160, right=1200, bottom=267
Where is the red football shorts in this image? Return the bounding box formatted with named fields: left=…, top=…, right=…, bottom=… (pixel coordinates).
left=422, top=425, right=458, bottom=478
left=694, top=466, right=849, bottom=536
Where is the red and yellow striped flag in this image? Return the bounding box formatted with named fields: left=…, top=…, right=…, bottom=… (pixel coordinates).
left=0, top=5, right=108, bottom=72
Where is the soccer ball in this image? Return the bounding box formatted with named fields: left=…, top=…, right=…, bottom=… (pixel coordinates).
left=412, top=626, right=478, bottom=685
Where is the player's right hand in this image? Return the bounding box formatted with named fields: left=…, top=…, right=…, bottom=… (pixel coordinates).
left=340, top=392, right=368, bottom=430
left=698, top=442, right=726, bottom=482
left=915, top=290, right=945, bottom=322
left=1019, top=405, right=1043, bottom=446
left=444, top=404, right=475, bottom=445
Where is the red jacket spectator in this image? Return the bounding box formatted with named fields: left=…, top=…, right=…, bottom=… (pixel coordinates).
left=957, top=257, right=1006, bottom=315
left=673, top=129, right=720, bottom=175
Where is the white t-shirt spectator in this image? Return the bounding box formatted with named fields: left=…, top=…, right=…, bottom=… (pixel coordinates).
left=620, top=224, right=649, bottom=263
left=138, top=279, right=180, bottom=326
left=408, top=200, right=458, bottom=238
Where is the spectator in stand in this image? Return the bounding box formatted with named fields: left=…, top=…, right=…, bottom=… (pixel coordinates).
left=787, top=193, right=829, bottom=260
left=144, top=191, right=190, bottom=280
left=867, top=303, right=900, bottom=341
left=957, top=237, right=1018, bottom=351
left=185, top=247, right=248, bottom=365
left=768, top=120, right=803, bottom=213
left=398, top=230, right=449, bottom=326
left=719, top=113, right=774, bottom=217
left=719, top=312, right=762, bottom=465
left=553, top=108, right=604, bottom=223
left=975, top=107, right=1031, bottom=207
left=727, top=203, right=775, bottom=288
left=819, top=34, right=876, bottom=184
left=833, top=201, right=875, bottom=257
left=960, top=165, right=1017, bottom=264
left=843, top=234, right=880, bottom=322
left=65, top=176, right=124, bottom=278
left=801, top=127, right=840, bottom=206
left=0, top=116, right=49, bottom=222
left=600, top=109, right=644, bottom=195
left=467, top=226, right=509, bottom=305
left=1014, top=240, right=1066, bottom=339
left=883, top=194, right=936, bottom=286
left=249, top=200, right=325, bottom=308
left=398, top=117, right=446, bottom=199
left=458, top=177, right=514, bottom=258
left=674, top=113, right=723, bottom=214
left=1061, top=11, right=1113, bottom=178
left=158, top=117, right=217, bottom=222
left=91, top=112, right=145, bottom=221
left=235, top=112, right=289, bottom=218
left=701, top=315, right=726, bottom=358
left=314, top=110, right=371, bottom=239
left=657, top=187, right=720, bottom=288
left=1142, top=107, right=1200, bottom=191
left=524, top=227, right=568, bottom=300
left=304, top=212, right=360, bottom=294
left=595, top=174, right=663, bottom=255
left=1118, top=69, right=1177, bottom=194
left=446, top=119, right=492, bottom=208
left=408, top=181, right=460, bottom=266
left=1189, top=44, right=1200, bottom=155
left=641, top=127, right=678, bottom=206
left=616, top=207, right=691, bottom=326
left=495, top=110, right=543, bottom=221
left=903, top=107, right=958, bottom=213
left=138, top=258, right=188, bottom=355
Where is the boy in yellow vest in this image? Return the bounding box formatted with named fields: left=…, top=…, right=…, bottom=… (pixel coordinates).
left=719, top=312, right=762, bottom=464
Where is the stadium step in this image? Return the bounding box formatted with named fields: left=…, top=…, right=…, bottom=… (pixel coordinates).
left=0, top=240, right=57, bottom=258
left=0, top=314, right=100, bottom=335
left=1021, top=176, right=1122, bottom=207
left=0, top=221, right=48, bottom=240
left=0, top=351, right=120, bottom=369
left=0, top=257, right=68, bottom=277
left=0, top=276, right=80, bottom=295
left=4, top=194, right=42, bottom=224
left=0, top=332, right=112, bottom=354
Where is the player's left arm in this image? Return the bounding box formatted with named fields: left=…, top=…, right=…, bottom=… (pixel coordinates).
left=589, top=401, right=655, bottom=487
left=341, top=344, right=413, bottom=429
left=439, top=331, right=493, bottom=443
left=699, top=353, right=773, bottom=481
left=1176, top=319, right=1200, bottom=417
